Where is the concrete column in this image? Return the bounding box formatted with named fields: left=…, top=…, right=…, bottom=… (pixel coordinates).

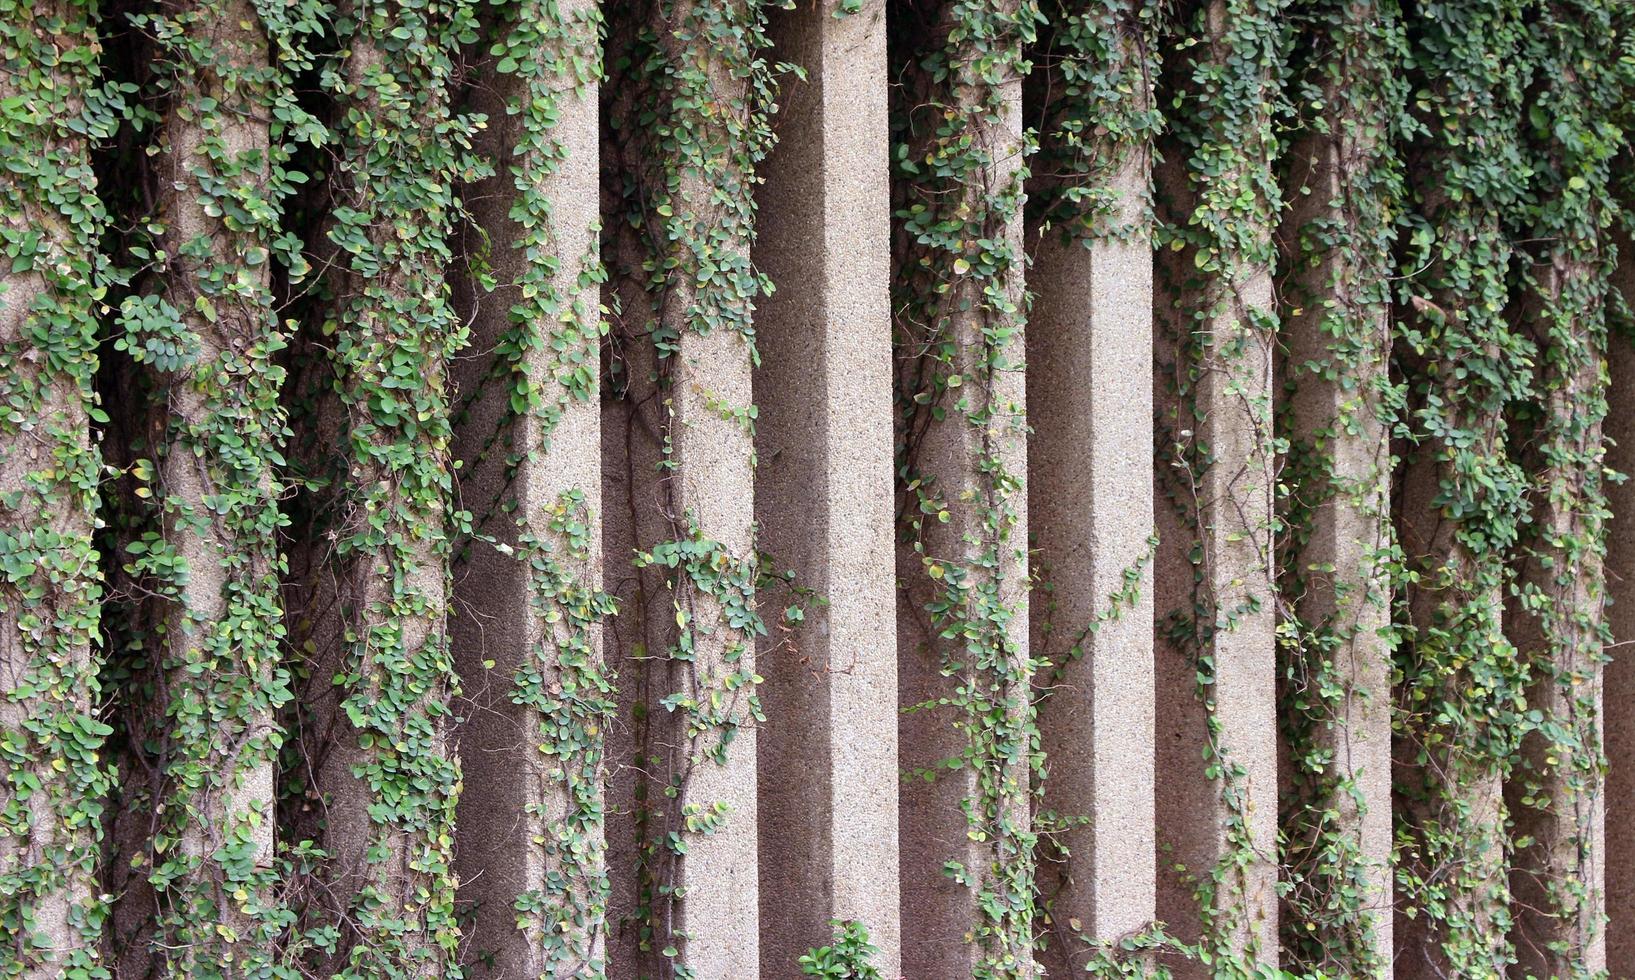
left=1390, top=103, right=1521, bottom=980
left=1152, top=142, right=1279, bottom=979
left=1393, top=433, right=1510, bottom=979
left=145, top=6, right=288, bottom=968
left=299, top=10, right=466, bottom=970
left=1278, top=94, right=1394, bottom=969
left=1149, top=7, right=1282, bottom=966
left=451, top=1, right=606, bottom=975
left=1605, top=255, right=1635, bottom=972
left=600, top=42, right=687, bottom=975
left=599, top=3, right=764, bottom=973
left=1027, top=154, right=1156, bottom=971
left=0, top=2, right=108, bottom=967
left=753, top=0, right=898, bottom=977
left=1505, top=314, right=1608, bottom=976
left=665, top=323, right=759, bottom=978
left=893, top=4, right=1033, bottom=974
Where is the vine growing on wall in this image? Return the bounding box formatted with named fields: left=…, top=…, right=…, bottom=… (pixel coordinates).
left=1153, top=0, right=1288, bottom=971
left=799, top=919, right=885, bottom=979
left=1028, top=0, right=1162, bottom=244
left=5, top=0, right=1635, bottom=975
left=114, top=0, right=324, bottom=971
left=1272, top=0, right=1410, bottom=974
left=0, top=1, right=122, bottom=973
left=1392, top=1, right=1535, bottom=974
left=306, top=0, right=487, bottom=970
left=892, top=0, right=1042, bottom=974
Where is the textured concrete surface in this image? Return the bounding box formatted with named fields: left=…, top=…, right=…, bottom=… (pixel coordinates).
left=1390, top=252, right=1514, bottom=977
left=668, top=316, right=761, bottom=977
left=1279, top=125, right=1394, bottom=967
left=753, top=0, right=900, bottom=977
left=598, top=2, right=766, bottom=970
left=1598, top=254, right=1632, bottom=974
left=1504, top=260, right=1608, bottom=978
left=896, top=23, right=1034, bottom=977
left=301, top=27, right=461, bottom=973
left=450, top=3, right=604, bottom=974
left=1027, top=154, right=1157, bottom=971
left=1153, top=147, right=1279, bottom=976
left=155, top=0, right=279, bottom=927
left=597, top=67, right=699, bottom=963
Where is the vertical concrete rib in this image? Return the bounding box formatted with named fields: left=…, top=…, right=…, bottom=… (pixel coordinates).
left=452, top=1, right=606, bottom=975
left=599, top=1, right=765, bottom=972
left=1152, top=248, right=1279, bottom=975
left=0, top=1, right=109, bottom=968
left=601, top=331, right=671, bottom=977
left=1502, top=24, right=1619, bottom=963
left=1276, top=16, right=1396, bottom=966
left=1151, top=2, right=1282, bottom=966
left=892, top=2, right=1033, bottom=974
left=300, top=4, right=470, bottom=969
left=668, top=321, right=759, bottom=977
left=654, top=9, right=762, bottom=971
left=1505, top=264, right=1609, bottom=976
left=1604, top=254, right=1635, bottom=972
left=138, top=5, right=298, bottom=970
left=600, top=48, right=675, bottom=969
left=1027, top=156, right=1156, bottom=969
left=1389, top=7, right=1528, bottom=972
left=1393, top=412, right=1511, bottom=980
left=753, top=0, right=898, bottom=976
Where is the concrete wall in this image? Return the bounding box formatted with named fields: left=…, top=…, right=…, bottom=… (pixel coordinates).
left=23, top=0, right=1634, bottom=977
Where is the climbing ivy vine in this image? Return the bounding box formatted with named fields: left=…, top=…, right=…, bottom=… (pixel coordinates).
left=1272, top=0, right=1410, bottom=974
left=307, top=0, right=487, bottom=971
left=891, top=0, right=1043, bottom=974
left=1028, top=0, right=1163, bottom=245
left=0, top=0, right=122, bottom=973
left=799, top=919, right=885, bottom=979
left=113, top=0, right=324, bottom=972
